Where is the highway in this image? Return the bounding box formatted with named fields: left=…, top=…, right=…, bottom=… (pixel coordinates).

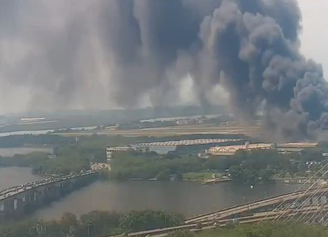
left=185, top=187, right=328, bottom=223
left=113, top=205, right=328, bottom=237
left=0, top=170, right=98, bottom=201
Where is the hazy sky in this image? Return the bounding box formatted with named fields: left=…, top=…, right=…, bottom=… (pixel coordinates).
left=299, top=0, right=328, bottom=74
left=0, top=0, right=327, bottom=114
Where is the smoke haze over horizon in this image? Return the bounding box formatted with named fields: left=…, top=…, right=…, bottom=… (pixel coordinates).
left=0, top=0, right=328, bottom=140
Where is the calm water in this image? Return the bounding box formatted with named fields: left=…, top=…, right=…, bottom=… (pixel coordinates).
left=0, top=167, right=301, bottom=221
left=33, top=181, right=300, bottom=220
left=0, top=167, right=44, bottom=190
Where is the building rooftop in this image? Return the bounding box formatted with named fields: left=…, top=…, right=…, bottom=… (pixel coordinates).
left=208, top=143, right=273, bottom=156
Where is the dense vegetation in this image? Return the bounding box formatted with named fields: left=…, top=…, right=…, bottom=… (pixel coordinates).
left=0, top=152, right=48, bottom=167
left=0, top=210, right=184, bottom=237
left=1, top=133, right=328, bottom=180
left=109, top=151, right=200, bottom=181
left=0, top=134, right=244, bottom=176
left=109, top=147, right=328, bottom=183
left=32, top=151, right=90, bottom=175
left=168, top=223, right=328, bottom=237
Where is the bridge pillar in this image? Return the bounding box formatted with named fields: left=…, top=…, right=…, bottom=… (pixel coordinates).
left=22, top=192, right=32, bottom=205
left=59, top=182, right=71, bottom=195
left=47, top=185, right=60, bottom=200
left=34, top=191, right=43, bottom=202
left=2, top=198, right=15, bottom=220
left=14, top=198, right=23, bottom=210
left=4, top=199, right=14, bottom=212
left=11, top=198, right=25, bottom=219
left=0, top=200, right=4, bottom=223
left=0, top=171, right=98, bottom=224
left=42, top=187, right=51, bottom=204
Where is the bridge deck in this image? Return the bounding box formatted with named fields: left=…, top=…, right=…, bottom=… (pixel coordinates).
left=185, top=187, right=328, bottom=223
left=0, top=170, right=98, bottom=201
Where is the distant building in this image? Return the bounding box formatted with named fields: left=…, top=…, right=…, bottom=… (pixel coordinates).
left=106, top=147, right=133, bottom=161
left=207, top=142, right=319, bottom=156
left=20, top=117, right=45, bottom=122
left=176, top=119, right=195, bottom=125
left=276, top=143, right=318, bottom=153
left=106, top=145, right=150, bottom=161
left=208, top=142, right=273, bottom=156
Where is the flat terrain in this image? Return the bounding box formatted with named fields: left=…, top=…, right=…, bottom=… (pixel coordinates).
left=55, top=123, right=263, bottom=137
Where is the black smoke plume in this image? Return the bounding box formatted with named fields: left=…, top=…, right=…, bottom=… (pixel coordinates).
left=0, top=0, right=327, bottom=140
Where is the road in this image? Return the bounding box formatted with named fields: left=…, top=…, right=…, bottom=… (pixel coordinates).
left=0, top=170, right=98, bottom=201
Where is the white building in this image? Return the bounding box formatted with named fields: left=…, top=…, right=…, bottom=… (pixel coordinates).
left=207, top=142, right=273, bottom=156
left=106, top=147, right=133, bottom=162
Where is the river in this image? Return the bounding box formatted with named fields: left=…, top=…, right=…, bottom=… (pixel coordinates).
left=33, top=181, right=300, bottom=220
left=0, top=167, right=300, bottom=220
left=0, top=167, right=44, bottom=190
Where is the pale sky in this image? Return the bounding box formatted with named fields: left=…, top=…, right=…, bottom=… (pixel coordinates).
left=298, top=0, right=328, bottom=75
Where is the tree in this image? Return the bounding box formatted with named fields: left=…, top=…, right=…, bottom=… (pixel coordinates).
left=60, top=212, right=78, bottom=236
left=156, top=170, right=171, bottom=181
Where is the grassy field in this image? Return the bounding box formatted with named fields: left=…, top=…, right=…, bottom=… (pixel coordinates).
left=55, top=123, right=263, bottom=137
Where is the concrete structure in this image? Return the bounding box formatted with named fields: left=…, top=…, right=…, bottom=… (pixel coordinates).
left=0, top=170, right=98, bottom=223
left=207, top=142, right=273, bottom=156
left=207, top=142, right=319, bottom=156
left=106, top=146, right=134, bottom=161
left=106, top=139, right=243, bottom=159
left=276, top=142, right=318, bottom=153
left=185, top=187, right=328, bottom=224
left=104, top=187, right=328, bottom=237
left=134, top=139, right=242, bottom=147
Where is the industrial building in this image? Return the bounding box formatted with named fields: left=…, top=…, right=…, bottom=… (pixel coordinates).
left=134, top=139, right=242, bottom=147
left=207, top=142, right=273, bottom=156
left=206, top=142, right=319, bottom=156
left=276, top=143, right=318, bottom=153
left=106, top=146, right=149, bottom=161
left=133, top=138, right=244, bottom=155
left=106, top=147, right=133, bottom=161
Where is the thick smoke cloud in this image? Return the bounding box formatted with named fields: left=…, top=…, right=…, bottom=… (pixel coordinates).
left=0, top=0, right=328, bottom=140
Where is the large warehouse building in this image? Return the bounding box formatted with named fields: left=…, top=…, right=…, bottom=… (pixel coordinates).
left=207, top=142, right=318, bottom=156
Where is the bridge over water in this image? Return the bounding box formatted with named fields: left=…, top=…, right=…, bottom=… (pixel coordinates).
left=112, top=183, right=328, bottom=237
left=0, top=170, right=99, bottom=224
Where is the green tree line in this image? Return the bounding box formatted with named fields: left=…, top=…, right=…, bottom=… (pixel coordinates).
left=0, top=210, right=184, bottom=237
left=109, top=147, right=328, bottom=183
left=168, top=222, right=328, bottom=237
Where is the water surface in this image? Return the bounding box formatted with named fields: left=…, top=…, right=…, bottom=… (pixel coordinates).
left=0, top=167, right=302, bottom=221
left=33, top=180, right=300, bottom=220
left=0, top=167, right=44, bottom=190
